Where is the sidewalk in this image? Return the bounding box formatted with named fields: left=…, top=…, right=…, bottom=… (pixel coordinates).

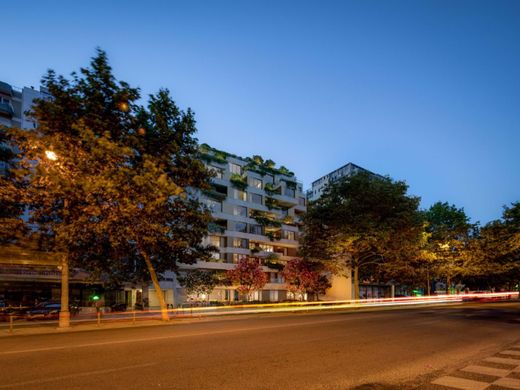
left=426, top=344, right=520, bottom=390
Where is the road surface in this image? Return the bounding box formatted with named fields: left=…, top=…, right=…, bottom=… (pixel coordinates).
left=0, top=302, right=518, bottom=389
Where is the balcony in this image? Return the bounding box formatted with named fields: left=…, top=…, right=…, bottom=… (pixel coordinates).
left=0, top=101, right=14, bottom=118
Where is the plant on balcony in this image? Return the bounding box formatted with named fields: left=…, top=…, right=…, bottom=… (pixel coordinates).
left=229, top=173, right=248, bottom=191
left=262, top=253, right=284, bottom=270
left=265, top=230, right=282, bottom=242
left=264, top=182, right=281, bottom=196
left=283, top=180, right=297, bottom=190
left=202, top=187, right=227, bottom=202
left=265, top=197, right=282, bottom=210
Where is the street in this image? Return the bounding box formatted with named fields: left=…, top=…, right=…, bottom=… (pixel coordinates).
left=0, top=302, right=518, bottom=389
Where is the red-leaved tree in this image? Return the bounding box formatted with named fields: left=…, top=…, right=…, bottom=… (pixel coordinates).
left=283, top=259, right=331, bottom=301
left=227, top=257, right=268, bottom=301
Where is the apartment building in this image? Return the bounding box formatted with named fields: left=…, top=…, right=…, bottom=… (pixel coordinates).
left=144, top=146, right=307, bottom=307
left=307, top=162, right=375, bottom=202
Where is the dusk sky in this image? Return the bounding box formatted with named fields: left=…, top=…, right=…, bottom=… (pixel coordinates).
left=2, top=0, right=519, bottom=224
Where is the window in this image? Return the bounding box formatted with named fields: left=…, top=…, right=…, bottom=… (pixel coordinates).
left=229, top=163, right=241, bottom=175
left=209, top=236, right=222, bottom=248
left=249, top=224, right=263, bottom=235
left=248, top=177, right=262, bottom=189
left=233, top=206, right=247, bottom=217
left=250, top=242, right=273, bottom=252
left=233, top=238, right=249, bottom=249
left=233, top=189, right=247, bottom=201
left=283, top=230, right=296, bottom=240
left=264, top=174, right=274, bottom=184
left=234, top=222, right=248, bottom=233
left=232, top=253, right=248, bottom=263
left=250, top=193, right=263, bottom=205
left=284, top=188, right=296, bottom=198
left=298, top=197, right=306, bottom=207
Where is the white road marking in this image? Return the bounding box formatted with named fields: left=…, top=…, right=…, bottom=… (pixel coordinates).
left=493, top=377, right=520, bottom=389
left=431, top=376, right=489, bottom=390
left=0, top=362, right=156, bottom=388
left=461, top=365, right=510, bottom=377
left=0, top=316, right=352, bottom=355
left=500, top=350, right=520, bottom=356
left=484, top=356, right=520, bottom=366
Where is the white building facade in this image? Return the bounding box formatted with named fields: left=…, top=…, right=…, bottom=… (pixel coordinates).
left=144, top=146, right=308, bottom=307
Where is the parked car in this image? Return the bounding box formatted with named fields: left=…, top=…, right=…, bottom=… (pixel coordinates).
left=0, top=305, right=31, bottom=321
left=26, top=302, right=80, bottom=321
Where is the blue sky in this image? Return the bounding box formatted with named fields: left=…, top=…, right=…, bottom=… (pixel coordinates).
left=2, top=0, right=519, bottom=224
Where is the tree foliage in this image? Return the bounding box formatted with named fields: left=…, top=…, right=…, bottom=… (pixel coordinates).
left=282, top=258, right=331, bottom=300
left=301, top=172, right=423, bottom=299
left=423, top=202, right=475, bottom=292
left=6, top=49, right=213, bottom=319
left=468, top=203, right=520, bottom=291
left=179, top=269, right=222, bottom=299
left=226, top=257, right=267, bottom=300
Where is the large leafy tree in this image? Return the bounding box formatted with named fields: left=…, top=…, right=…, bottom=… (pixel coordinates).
left=226, top=257, right=268, bottom=301
left=423, top=202, right=475, bottom=293
left=7, top=49, right=213, bottom=324
left=282, top=258, right=331, bottom=301
left=179, top=269, right=222, bottom=300
left=301, top=172, right=423, bottom=299
left=469, top=202, right=520, bottom=293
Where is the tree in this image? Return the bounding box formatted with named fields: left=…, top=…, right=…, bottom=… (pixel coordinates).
left=301, top=172, right=423, bottom=299
left=226, top=257, right=268, bottom=301
left=179, top=269, right=221, bottom=300
left=469, top=202, right=520, bottom=293
left=423, top=202, right=475, bottom=294
left=282, top=258, right=331, bottom=300
left=7, top=49, right=213, bottom=324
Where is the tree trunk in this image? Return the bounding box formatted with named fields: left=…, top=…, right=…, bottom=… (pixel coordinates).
left=138, top=246, right=169, bottom=321
left=446, top=275, right=451, bottom=295
left=353, top=266, right=360, bottom=300
left=426, top=269, right=431, bottom=296
left=58, top=254, right=70, bottom=328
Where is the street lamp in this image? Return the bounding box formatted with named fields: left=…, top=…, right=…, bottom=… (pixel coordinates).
left=45, top=150, right=70, bottom=328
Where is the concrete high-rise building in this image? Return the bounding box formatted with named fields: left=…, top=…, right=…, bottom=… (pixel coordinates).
left=307, top=162, right=374, bottom=202
left=145, top=145, right=308, bottom=307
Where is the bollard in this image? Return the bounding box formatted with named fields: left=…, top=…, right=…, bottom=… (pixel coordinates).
left=132, top=310, right=136, bottom=325
left=9, top=315, right=13, bottom=334
left=97, top=311, right=101, bottom=326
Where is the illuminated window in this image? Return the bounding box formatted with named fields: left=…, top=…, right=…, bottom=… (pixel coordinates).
left=233, top=189, right=247, bottom=201
left=233, top=238, right=249, bottom=248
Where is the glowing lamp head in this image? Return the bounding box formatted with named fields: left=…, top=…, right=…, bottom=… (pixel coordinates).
left=45, top=150, right=58, bottom=161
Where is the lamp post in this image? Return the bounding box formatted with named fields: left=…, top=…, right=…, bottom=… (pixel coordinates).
left=45, top=150, right=70, bottom=328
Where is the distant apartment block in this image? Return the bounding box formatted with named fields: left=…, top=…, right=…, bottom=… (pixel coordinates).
left=307, top=162, right=376, bottom=202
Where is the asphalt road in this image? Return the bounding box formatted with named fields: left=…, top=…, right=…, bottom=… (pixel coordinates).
left=0, top=302, right=518, bottom=390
